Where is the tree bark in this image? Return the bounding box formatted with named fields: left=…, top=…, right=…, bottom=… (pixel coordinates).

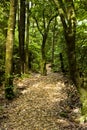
left=25, top=1, right=30, bottom=73
left=18, top=0, right=26, bottom=74
left=53, top=0, right=79, bottom=86
left=51, top=18, right=56, bottom=67
left=59, top=53, right=65, bottom=73
left=5, top=0, right=17, bottom=99
left=65, top=31, right=78, bottom=85
left=53, top=0, right=87, bottom=122
left=41, top=33, right=47, bottom=75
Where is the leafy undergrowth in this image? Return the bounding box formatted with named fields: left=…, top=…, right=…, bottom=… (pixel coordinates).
left=0, top=68, right=87, bottom=129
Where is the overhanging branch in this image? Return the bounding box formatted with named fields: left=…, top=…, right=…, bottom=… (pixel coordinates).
left=33, top=16, right=43, bottom=36
left=52, top=0, right=67, bottom=29
left=46, top=12, right=58, bottom=33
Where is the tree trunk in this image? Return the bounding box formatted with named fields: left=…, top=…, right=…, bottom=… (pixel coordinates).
left=64, top=2, right=87, bottom=122
left=54, top=0, right=80, bottom=86
left=65, top=32, right=78, bottom=85
left=18, top=0, right=25, bottom=74
left=51, top=19, right=56, bottom=67
left=51, top=33, right=55, bottom=67
left=53, top=0, right=87, bottom=122
left=5, top=0, right=17, bottom=99
left=41, top=33, right=47, bottom=75
left=25, top=1, right=30, bottom=73
left=59, top=53, right=65, bottom=73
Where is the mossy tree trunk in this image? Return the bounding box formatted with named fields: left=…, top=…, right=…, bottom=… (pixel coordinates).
left=5, top=0, right=17, bottom=99
left=65, top=32, right=78, bottom=85
left=41, top=33, right=47, bottom=75
left=51, top=18, right=56, bottom=67
left=79, top=87, right=87, bottom=122
left=53, top=0, right=79, bottom=85
left=53, top=0, right=87, bottom=121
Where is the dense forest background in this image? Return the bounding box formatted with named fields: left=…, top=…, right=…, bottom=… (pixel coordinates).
left=1, top=0, right=87, bottom=122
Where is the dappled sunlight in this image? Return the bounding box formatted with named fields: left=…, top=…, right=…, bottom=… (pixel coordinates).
left=0, top=72, right=86, bottom=129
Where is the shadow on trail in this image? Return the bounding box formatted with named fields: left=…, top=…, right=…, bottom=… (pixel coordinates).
left=0, top=69, right=87, bottom=130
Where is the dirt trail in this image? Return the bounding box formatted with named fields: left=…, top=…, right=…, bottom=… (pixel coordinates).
left=0, top=67, right=87, bottom=129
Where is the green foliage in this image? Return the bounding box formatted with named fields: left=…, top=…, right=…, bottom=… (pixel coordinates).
left=5, top=74, right=15, bottom=100
left=0, top=1, right=9, bottom=37
left=29, top=43, right=41, bottom=72
left=59, top=111, right=68, bottom=118
left=46, top=20, right=69, bottom=73
left=0, top=0, right=87, bottom=103
left=76, top=17, right=87, bottom=76
left=20, top=73, right=31, bottom=79
left=0, top=0, right=86, bottom=76
left=0, top=42, right=5, bottom=84
left=0, top=62, right=5, bottom=85
left=5, top=85, right=15, bottom=100
left=31, top=0, right=57, bottom=35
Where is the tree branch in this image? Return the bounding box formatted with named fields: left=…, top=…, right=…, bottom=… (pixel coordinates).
left=33, top=16, right=43, bottom=36
left=46, top=12, right=58, bottom=33
left=43, top=8, right=45, bottom=29
left=52, top=0, right=67, bottom=29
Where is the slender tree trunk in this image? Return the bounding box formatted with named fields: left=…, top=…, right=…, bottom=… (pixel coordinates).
left=41, top=33, right=47, bottom=75
left=51, top=22, right=55, bottom=67
left=25, top=1, right=30, bottom=73
left=18, top=0, right=26, bottom=74
left=51, top=33, right=55, bottom=67
left=59, top=53, right=65, bottom=73
left=5, top=0, right=17, bottom=99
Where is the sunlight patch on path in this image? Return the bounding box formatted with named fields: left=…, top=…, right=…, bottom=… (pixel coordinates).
left=1, top=73, right=82, bottom=130
left=21, top=82, right=41, bottom=94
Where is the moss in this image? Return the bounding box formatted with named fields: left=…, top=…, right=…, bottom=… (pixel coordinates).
left=5, top=75, right=15, bottom=100
left=5, top=85, right=15, bottom=100
left=40, top=59, right=47, bottom=75
left=79, top=88, right=87, bottom=123
left=59, top=111, right=68, bottom=118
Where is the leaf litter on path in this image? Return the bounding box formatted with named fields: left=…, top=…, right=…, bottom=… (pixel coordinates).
left=0, top=72, right=87, bottom=130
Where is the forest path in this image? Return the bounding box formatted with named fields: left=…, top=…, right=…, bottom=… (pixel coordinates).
left=0, top=67, right=86, bottom=129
